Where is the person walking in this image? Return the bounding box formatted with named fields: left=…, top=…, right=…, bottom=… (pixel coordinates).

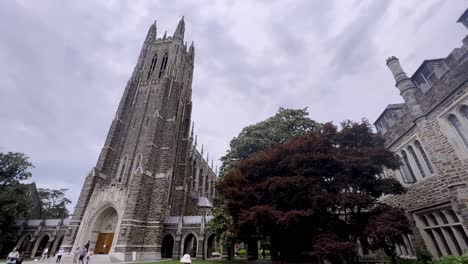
left=84, top=241, right=90, bottom=251
left=78, top=247, right=87, bottom=264
left=6, top=248, right=19, bottom=264
left=56, top=247, right=65, bottom=263
left=85, top=248, right=94, bottom=264
left=73, top=247, right=80, bottom=264
left=39, top=248, right=49, bottom=261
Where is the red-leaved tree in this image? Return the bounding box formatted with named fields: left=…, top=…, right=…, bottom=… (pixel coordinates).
left=219, top=121, right=409, bottom=263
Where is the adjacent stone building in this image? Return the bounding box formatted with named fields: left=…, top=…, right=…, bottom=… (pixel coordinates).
left=374, top=11, right=468, bottom=259
left=60, top=18, right=218, bottom=261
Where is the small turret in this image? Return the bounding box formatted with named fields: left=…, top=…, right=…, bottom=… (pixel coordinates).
left=386, top=56, right=423, bottom=118
left=163, top=30, right=167, bottom=40
left=174, top=16, right=185, bottom=40
left=189, top=41, right=195, bottom=60
left=145, top=20, right=157, bottom=42
left=191, top=122, right=194, bottom=138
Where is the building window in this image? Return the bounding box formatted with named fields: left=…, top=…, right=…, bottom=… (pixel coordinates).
left=448, top=114, right=468, bottom=147
left=147, top=53, right=158, bottom=80
left=407, top=145, right=426, bottom=178
left=415, top=207, right=468, bottom=257
left=414, top=140, right=434, bottom=174
left=158, top=53, right=168, bottom=78
left=395, top=234, right=416, bottom=257
left=400, top=151, right=417, bottom=183
left=133, top=154, right=142, bottom=174
left=117, top=156, right=128, bottom=182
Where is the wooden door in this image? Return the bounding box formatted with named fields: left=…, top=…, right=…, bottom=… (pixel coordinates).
left=95, top=233, right=114, bottom=254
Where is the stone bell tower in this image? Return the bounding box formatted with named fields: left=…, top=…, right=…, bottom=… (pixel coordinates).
left=63, top=17, right=196, bottom=261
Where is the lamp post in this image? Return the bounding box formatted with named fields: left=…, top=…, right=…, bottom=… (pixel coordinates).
left=197, top=197, right=212, bottom=260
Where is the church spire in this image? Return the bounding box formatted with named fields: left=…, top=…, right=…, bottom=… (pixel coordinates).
left=189, top=41, right=195, bottom=60
left=174, top=16, right=185, bottom=40
left=145, top=20, right=157, bottom=42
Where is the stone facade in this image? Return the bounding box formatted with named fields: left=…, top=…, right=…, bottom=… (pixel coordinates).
left=61, top=18, right=217, bottom=261
left=374, top=14, right=468, bottom=258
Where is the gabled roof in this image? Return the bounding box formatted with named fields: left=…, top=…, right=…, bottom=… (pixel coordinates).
left=410, top=58, right=445, bottom=79
left=373, top=103, right=404, bottom=125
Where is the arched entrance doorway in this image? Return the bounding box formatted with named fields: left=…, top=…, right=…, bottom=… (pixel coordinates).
left=183, top=234, right=197, bottom=258
left=92, top=207, right=118, bottom=255
left=16, top=234, right=32, bottom=254
left=206, top=234, right=216, bottom=258
left=161, top=234, right=174, bottom=258
left=51, top=235, right=64, bottom=257
left=33, top=234, right=50, bottom=257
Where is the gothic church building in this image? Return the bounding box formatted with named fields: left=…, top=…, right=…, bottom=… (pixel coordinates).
left=62, top=18, right=217, bottom=261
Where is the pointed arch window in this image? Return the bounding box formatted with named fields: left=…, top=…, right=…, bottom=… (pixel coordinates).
left=133, top=154, right=143, bottom=174
left=401, top=151, right=417, bottom=183
left=158, top=53, right=168, bottom=78
left=117, top=156, right=128, bottom=182
left=407, top=145, right=426, bottom=178
left=147, top=54, right=158, bottom=80
left=448, top=114, right=468, bottom=147
left=414, top=140, right=434, bottom=174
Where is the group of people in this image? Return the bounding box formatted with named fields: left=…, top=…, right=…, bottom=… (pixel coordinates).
left=5, top=240, right=94, bottom=264
left=72, top=241, right=93, bottom=264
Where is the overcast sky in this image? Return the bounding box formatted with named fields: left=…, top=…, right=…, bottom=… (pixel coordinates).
left=0, top=0, right=466, bottom=210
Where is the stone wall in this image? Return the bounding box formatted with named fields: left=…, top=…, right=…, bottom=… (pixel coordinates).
left=376, top=35, right=468, bottom=258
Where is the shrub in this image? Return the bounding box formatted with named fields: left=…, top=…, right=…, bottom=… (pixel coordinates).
left=416, top=249, right=432, bottom=263
left=396, top=258, right=418, bottom=264
left=432, top=255, right=468, bottom=264
left=236, top=249, right=246, bottom=256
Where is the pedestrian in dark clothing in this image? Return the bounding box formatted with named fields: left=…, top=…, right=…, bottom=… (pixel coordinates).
left=79, top=247, right=88, bottom=264
left=84, top=241, right=90, bottom=251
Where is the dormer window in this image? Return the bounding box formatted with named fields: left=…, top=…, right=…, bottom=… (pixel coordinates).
left=414, top=64, right=434, bottom=93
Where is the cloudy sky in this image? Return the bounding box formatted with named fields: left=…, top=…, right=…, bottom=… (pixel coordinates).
left=0, top=0, right=466, bottom=209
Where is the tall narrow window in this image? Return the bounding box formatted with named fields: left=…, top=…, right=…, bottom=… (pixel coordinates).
left=117, top=156, right=128, bottom=182
left=415, top=140, right=434, bottom=174
left=147, top=54, right=158, bottom=80
left=158, top=53, right=168, bottom=78
left=401, top=151, right=417, bottom=183
left=132, top=154, right=142, bottom=174
left=448, top=114, right=468, bottom=147
left=407, top=145, right=426, bottom=178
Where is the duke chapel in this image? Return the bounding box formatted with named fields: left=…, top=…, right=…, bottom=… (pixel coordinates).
left=62, top=18, right=217, bottom=261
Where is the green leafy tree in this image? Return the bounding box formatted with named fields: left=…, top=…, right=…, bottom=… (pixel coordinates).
left=38, top=188, right=71, bottom=219
left=219, top=107, right=321, bottom=177
left=209, top=108, right=321, bottom=258
left=0, top=152, right=34, bottom=252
